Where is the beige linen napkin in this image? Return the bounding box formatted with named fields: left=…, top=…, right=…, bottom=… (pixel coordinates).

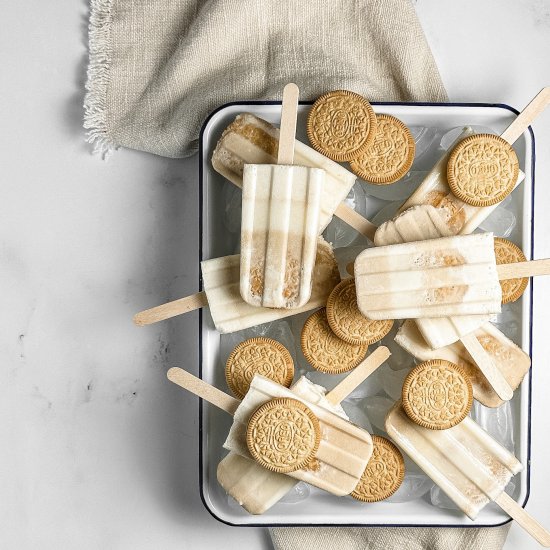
left=270, top=525, right=512, bottom=550
left=85, top=0, right=511, bottom=547
left=85, top=0, right=447, bottom=157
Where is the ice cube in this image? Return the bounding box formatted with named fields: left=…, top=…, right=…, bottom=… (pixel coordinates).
left=410, top=126, right=439, bottom=162
left=377, top=362, right=410, bottom=401
left=279, top=482, right=310, bottom=504
left=222, top=180, right=242, bottom=234
left=384, top=321, right=417, bottom=371
left=371, top=201, right=403, bottom=227
left=324, top=183, right=370, bottom=248
left=479, top=206, right=516, bottom=238
left=347, top=370, right=383, bottom=400
left=470, top=401, right=515, bottom=453
left=385, top=472, right=434, bottom=503
left=360, top=171, right=429, bottom=202
left=306, top=370, right=349, bottom=389
left=429, top=484, right=459, bottom=511
left=439, top=127, right=470, bottom=151
left=493, top=303, right=521, bottom=343
left=364, top=395, right=395, bottom=433
left=307, top=364, right=383, bottom=402
left=341, top=400, right=373, bottom=432
left=288, top=310, right=315, bottom=339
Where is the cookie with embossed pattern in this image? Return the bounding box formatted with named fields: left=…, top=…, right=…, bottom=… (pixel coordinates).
left=306, top=90, right=377, bottom=162
left=350, top=435, right=405, bottom=502
left=447, top=134, right=519, bottom=207
left=301, top=309, right=368, bottom=374
left=494, top=237, right=528, bottom=304
left=402, top=359, right=473, bottom=430
left=225, top=337, right=294, bottom=399
left=326, top=278, right=393, bottom=345
left=246, top=398, right=320, bottom=474
left=350, top=114, right=415, bottom=184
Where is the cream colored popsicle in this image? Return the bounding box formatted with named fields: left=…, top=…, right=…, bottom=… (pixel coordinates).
left=216, top=380, right=347, bottom=515
left=399, top=230, right=550, bottom=400
left=211, top=113, right=377, bottom=240
left=223, top=374, right=374, bottom=496
left=394, top=127, right=525, bottom=237
left=217, top=347, right=389, bottom=514
left=416, top=243, right=546, bottom=344
left=386, top=402, right=521, bottom=519
left=374, top=204, right=456, bottom=247
left=395, top=320, right=531, bottom=408
left=240, top=163, right=324, bottom=308
left=240, top=83, right=324, bottom=309
left=373, top=206, right=493, bottom=346
left=393, top=89, right=550, bottom=238
left=386, top=402, right=550, bottom=546
left=217, top=453, right=297, bottom=514
left=358, top=228, right=547, bottom=401
left=166, top=359, right=378, bottom=499
left=354, top=232, right=502, bottom=320
left=134, top=236, right=340, bottom=331
left=373, top=205, right=514, bottom=402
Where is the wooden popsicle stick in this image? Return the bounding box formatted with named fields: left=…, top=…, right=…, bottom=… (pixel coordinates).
left=167, top=367, right=240, bottom=416
left=497, top=258, right=550, bottom=280
left=133, top=291, right=209, bottom=326
left=277, top=83, right=299, bottom=165
left=326, top=346, right=391, bottom=406
left=500, top=87, right=550, bottom=145
left=335, top=203, right=377, bottom=242
left=461, top=333, right=513, bottom=402
left=495, top=492, right=550, bottom=547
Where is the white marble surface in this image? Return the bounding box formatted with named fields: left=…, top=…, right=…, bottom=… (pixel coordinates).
left=1, top=1, right=549, bottom=548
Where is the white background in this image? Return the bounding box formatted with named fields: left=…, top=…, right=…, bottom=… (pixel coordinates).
left=1, top=1, right=549, bottom=548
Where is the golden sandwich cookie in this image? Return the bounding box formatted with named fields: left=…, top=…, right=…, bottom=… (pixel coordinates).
left=307, top=90, right=377, bottom=162
left=225, top=337, right=294, bottom=399
left=402, top=359, right=473, bottom=430
left=350, top=114, right=415, bottom=184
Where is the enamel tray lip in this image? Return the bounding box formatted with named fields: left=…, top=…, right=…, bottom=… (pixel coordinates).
left=198, top=101, right=535, bottom=527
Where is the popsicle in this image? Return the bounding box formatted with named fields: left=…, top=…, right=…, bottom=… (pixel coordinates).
left=356, top=231, right=550, bottom=322
left=354, top=232, right=503, bottom=320
left=415, top=246, right=550, bottom=351
left=356, top=230, right=550, bottom=400
left=373, top=207, right=527, bottom=347
left=386, top=402, right=550, bottom=546
left=414, top=242, right=542, bottom=401
left=374, top=204, right=456, bottom=247
left=223, top=375, right=373, bottom=495
left=395, top=320, right=531, bottom=408
left=211, top=113, right=377, bottom=240
left=167, top=363, right=376, bottom=497
left=392, top=126, right=525, bottom=237
left=372, top=206, right=516, bottom=401
left=373, top=205, right=511, bottom=351
left=393, top=89, right=550, bottom=237
left=239, top=83, right=324, bottom=309
left=217, top=347, right=390, bottom=514
left=134, top=235, right=340, bottom=331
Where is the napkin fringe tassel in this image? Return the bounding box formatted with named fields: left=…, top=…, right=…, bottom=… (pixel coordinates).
left=84, top=0, right=117, bottom=158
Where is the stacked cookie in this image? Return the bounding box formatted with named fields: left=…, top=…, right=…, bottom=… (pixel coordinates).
left=307, top=90, right=416, bottom=185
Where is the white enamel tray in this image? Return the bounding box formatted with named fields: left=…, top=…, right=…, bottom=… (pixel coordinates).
left=198, top=102, right=534, bottom=527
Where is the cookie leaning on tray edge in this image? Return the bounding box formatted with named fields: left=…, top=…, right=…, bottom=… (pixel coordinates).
left=134, top=85, right=550, bottom=545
